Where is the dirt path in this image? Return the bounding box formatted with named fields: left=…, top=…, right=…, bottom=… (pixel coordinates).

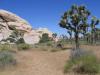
left=0, top=50, right=70, bottom=75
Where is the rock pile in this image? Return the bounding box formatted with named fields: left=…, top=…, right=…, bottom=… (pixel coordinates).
left=0, top=10, right=52, bottom=44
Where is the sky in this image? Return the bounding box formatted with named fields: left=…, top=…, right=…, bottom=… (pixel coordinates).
left=0, top=0, right=100, bottom=35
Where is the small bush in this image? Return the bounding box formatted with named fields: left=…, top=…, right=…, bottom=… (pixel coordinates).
left=39, top=33, right=52, bottom=43
left=17, top=44, right=30, bottom=50
left=70, top=48, right=89, bottom=60
left=46, top=42, right=53, bottom=46
left=16, top=38, right=25, bottom=44
left=50, top=49, right=58, bottom=52
left=0, top=44, right=12, bottom=51
left=0, top=51, right=16, bottom=68
left=64, top=49, right=100, bottom=74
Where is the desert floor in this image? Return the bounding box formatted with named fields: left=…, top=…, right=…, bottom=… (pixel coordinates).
left=0, top=49, right=70, bottom=75
left=0, top=45, right=100, bottom=75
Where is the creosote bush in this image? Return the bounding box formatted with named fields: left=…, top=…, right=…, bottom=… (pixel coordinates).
left=17, top=44, right=30, bottom=50
left=0, top=51, right=16, bottom=68
left=64, top=49, right=100, bottom=74
left=0, top=44, right=12, bottom=51
left=39, top=33, right=52, bottom=43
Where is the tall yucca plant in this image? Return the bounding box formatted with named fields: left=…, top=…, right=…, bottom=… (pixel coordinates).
left=90, top=16, right=99, bottom=44
left=59, top=5, right=99, bottom=49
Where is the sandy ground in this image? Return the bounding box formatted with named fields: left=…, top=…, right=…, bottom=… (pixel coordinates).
left=0, top=45, right=100, bottom=75
left=0, top=50, right=70, bottom=75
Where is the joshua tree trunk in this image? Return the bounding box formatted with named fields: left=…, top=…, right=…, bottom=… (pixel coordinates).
left=91, top=31, right=95, bottom=45
left=75, top=32, right=79, bottom=49
left=70, top=35, right=72, bottom=44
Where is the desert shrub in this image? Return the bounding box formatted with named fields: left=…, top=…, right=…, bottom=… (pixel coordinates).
left=46, top=42, right=53, bottom=46
left=50, top=48, right=58, bottom=52
left=35, top=41, right=54, bottom=48
left=45, top=41, right=55, bottom=47
left=70, top=48, right=89, bottom=60
left=17, top=44, right=30, bottom=50
left=0, top=51, right=16, bottom=68
left=56, top=43, right=63, bottom=48
left=16, top=38, right=25, bottom=44
left=64, top=49, right=100, bottom=74
left=0, top=44, right=12, bottom=51
left=39, top=33, right=52, bottom=43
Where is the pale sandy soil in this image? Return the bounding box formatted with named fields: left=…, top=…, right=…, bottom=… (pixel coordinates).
left=0, top=45, right=100, bottom=75
left=0, top=50, right=70, bottom=75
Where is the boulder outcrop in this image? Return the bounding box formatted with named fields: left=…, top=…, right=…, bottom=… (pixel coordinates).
left=0, top=10, right=52, bottom=44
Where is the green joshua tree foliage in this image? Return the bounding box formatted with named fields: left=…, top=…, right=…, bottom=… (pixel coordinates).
left=59, top=5, right=99, bottom=49
left=52, top=33, right=57, bottom=39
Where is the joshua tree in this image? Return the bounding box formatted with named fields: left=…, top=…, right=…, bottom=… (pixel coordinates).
left=52, top=33, right=57, bottom=38
left=93, top=28, right=100, bottom=43
left=85, top=32, right=91, bottom=44
left=59, top=5, right=99, bottom=49
left=90, top=17, right=99, bottom=44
